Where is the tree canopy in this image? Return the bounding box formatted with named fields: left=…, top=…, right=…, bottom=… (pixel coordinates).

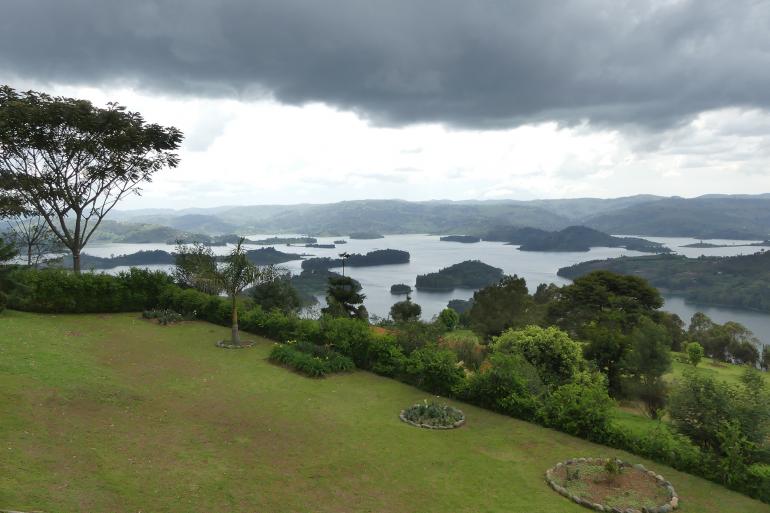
left=0, top=86, right=182, bottom=272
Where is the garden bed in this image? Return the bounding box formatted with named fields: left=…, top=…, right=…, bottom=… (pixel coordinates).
left=399, top=400, right=465, bottom=429
left=268, top=341, right=355, bottom=377
left=545, top=458, right=678, bottom=513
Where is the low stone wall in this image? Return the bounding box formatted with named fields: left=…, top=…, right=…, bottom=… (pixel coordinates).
left=398, top=409, right=465, bottom=429
left=544, top=458, right=679, bottom=513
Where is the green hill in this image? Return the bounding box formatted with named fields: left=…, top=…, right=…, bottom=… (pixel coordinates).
left=1, top=310, right=766, bottom=513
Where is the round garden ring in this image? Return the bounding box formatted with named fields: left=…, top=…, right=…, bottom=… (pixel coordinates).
left=545, top=458, right=679, bottom=513
left=215, top=340, right=257, bottom=349
left=399, top=401, right=465, bottom=430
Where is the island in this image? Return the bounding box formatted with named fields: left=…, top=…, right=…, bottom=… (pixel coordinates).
left=680, top=240, right=770, bottom=248
left=254, top=237, right=318, bottom=245
left=557, top=250, right=770, bottom=313
left=390, top=284, right=413, bottom=295
left=440, top=235, right=481, bottom=243
left=447, top=298, right=474, bottom=314
left=349, top=232, right=385, bottom=240
left=301, top=249, right=410, bottom=270
left=334, top=240, right=347, bottom=244
left=64, top=250, right=176, bottom=269
left=238, top=247, right=304, bottom=265
left=415, top=260, right=504, bottom=291
left=305, top=243, right=336, bottom=249
left=484, top=225, right=670, bottom=253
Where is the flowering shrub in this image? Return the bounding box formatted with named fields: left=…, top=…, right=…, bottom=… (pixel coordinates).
left=402, top=400, right=464, bottom=428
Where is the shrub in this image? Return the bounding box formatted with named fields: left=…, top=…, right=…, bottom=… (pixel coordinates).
left=687, top=341, right=705, bottom=367
left=493, top=325, right=583, bottom=386
left=459, top=352, right=542, bottom=420
left=439, top=330, right=486, bottom=371
left=8, top=267, right=172, bottom=313
left=142, top=308, right=184, bottom=325
left=401, top=400, right=464, bottom=428
left=437, top=308, right=460, bottom=331
left=537, top=376, right=614, bottom=441
left=747, top=464, right=770, bottom=503
left=403, top=345, right=465, bottom=396
left=268, top=341, right=354, bottom=377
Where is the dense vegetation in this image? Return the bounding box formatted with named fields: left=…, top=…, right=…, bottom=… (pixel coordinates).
left=415, top=260, right=503, bottom=291
left=484, top=225, right=670, bottom=253
left=301, top=249, right=410, bottom=270
left=558, top=251, right=770, bottom=313
left=390, top=283, right=412, bottom=294
left=349, top=231, right=385, bottom=239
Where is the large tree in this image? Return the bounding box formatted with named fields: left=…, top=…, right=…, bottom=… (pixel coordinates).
left=0, top=86, right=182, bottom=272
left=468, top=275, right=538, bottom=340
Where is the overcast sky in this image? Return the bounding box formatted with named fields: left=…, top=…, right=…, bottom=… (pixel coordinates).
left=2, top=0, right=770, bottom=209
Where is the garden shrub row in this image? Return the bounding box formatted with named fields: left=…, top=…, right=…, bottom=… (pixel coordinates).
left=268, top=341, right=354, bottom=377
left=5, top=267, right=770, bottom=503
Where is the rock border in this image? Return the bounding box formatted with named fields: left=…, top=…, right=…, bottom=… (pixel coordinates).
left=399, top=405, right=465, bottom=430
left=545, top=458, right=679, bottom=513
left=215, top=340, right=257, bottom=349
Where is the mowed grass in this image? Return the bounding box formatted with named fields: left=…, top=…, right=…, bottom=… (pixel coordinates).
left=667, top=353, right=761, bottom=386
left=1, top=311, right=768, bottom=513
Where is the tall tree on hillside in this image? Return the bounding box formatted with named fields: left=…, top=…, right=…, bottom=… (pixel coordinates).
left=323, top=275, right=368, bottom=320
left=0, top=86, right=182, bottom=272
left=468, top=275, right=538, bottom=340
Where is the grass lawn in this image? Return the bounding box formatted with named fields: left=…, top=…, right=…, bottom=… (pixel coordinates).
left=667, top=353, right=761, bottom=386
left=1, top=310, right=768, bottom=513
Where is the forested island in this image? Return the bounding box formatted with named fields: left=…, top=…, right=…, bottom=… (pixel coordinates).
left=290, top=269, right=361, bottom=304
left=681, top=241, right=770, bottom=248
left=237, top=247, right=303, bottom=265
left=256, top=237, right=317, bottom=245
left=558, top=250, right=770, bottom=313
left=349, top=232, right=384, bottom=239
left=415, top=260, right=503, bottom=291
left=390, top=283, right=412, bottom=295
left=305, top=243, right=335, bottom=249
left=484, top=225, right=670, bottom=253
left=440, top=235, right=481, bottom=243
left=301, top=249, right=410, bottom=270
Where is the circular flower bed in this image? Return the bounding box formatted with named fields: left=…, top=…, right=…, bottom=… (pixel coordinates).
left=215, top=340, right=257, bottom=349
left=545, top=458, right=679, bottom=513
left=399, top=400, right=465, bottom=429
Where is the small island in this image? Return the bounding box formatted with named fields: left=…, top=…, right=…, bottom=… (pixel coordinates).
left=681, top=240, right=770, bottom=248
left=305, top=243, right=336, bottom=249
left=301, top=249, right=410, bottom=270
left=390, top=284, right=412, bottom=295
left=290, top=269, right=361, bottom=304
left=64, top=250, right=176, bottom=269
left=440, top=235, right=481, bottom=243
left=238, top=247, right=304, bottom=265
left=333, top=240, right=347, bottom=244
left=349, top=232, right=385, bottom=240
left=415, top=260, right=503, bottom=291
left=485, top=225, right=670, bottom=253
left=254, top=236, right=318, bottom=245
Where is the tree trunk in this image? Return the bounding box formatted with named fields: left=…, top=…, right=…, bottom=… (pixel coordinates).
left=231, top=295, right=240, bottom=346
left=27, top=244, right=32, bottom=266
left=72, top=250, right=81, bottom=274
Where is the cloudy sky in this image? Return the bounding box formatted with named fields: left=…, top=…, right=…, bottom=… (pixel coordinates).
left=2, top=0, right=770, bottom=209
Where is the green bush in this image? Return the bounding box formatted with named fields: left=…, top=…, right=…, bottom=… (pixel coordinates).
left=747, top=464, right=770, bottom=503
left=268, top=341, right=354, bottom=377
left=142, top=308, right=184, bottom=325
left=403, top=345, right=465, bottom=396
left=537, top=376, right=614, bottom=441
left=402, top=400, right=464, bottom=427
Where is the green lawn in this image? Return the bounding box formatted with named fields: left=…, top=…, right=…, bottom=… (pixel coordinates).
left=667, top=352, right=761, bottom=386
left=1, top=310, right=768, bottom=513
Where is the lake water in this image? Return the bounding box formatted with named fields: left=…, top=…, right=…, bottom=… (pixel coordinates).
left=82, top=234, right=770, bottom=346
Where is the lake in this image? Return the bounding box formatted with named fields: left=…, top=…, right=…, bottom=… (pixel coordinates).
left=83, top=233, right=770, bottom=346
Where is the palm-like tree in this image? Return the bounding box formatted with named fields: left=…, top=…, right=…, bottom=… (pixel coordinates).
left=217, top=238, right=275, bottom=346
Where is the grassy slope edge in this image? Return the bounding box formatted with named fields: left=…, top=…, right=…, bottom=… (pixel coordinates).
left=0, top=311, right=768, bottom=513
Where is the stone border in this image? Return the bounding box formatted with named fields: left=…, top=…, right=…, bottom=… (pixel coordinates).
left=215, top=340, right=257, bottom=349
left=399, top=405, right=465, bottom=430
left=545, top=458, right=679, bottom=513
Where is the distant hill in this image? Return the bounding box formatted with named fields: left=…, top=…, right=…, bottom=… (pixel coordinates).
left=107, top=195, right=770, bottom=239
left=557, top=251, right=770, bottom=313
left=484, top=225, right=670, bottom=253
left=90, top=220, right=211, bottom=244
left=584, top=196, right=770, bottom=239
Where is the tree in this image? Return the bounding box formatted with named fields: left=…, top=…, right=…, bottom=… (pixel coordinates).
left=323, top=275, right=368, bottom=320
left=390, top=295, right=421, bottom=322
left=687, top=341, right=704, bottom=367
left=656, top=311, right=687, bottom=352
left=493, top=325, right=583, bottom=387
left=216, top=238, right=275, bottom=347
left=250, top=271, right=301, bottom=314
left=173, top=241, right=220, bottom=294
left=762, top=345, right=770, bottom=371
left=622, top=317, right=672, bottom=419
left=548, top=270, right=663, bottom=337
left=6, top=213, right=65, bottom=267
left=0, top=86, right=182, bottom=272
left=582, top=324, right=628, bottom=397
left=437, top=307, right=460, bottom=331
left=468, top=275, right=538, bottom=340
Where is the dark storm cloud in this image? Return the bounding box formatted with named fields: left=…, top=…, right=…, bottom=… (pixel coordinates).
left=1, top=0, right=769, bottom=129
